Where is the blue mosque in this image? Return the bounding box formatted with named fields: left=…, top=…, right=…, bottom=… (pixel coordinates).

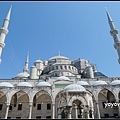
left=0, top=6, right=120, bottom=119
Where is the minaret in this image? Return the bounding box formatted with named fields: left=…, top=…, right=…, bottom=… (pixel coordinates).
left=0, top=6, right=12, bottom=63
left=105, top=7, right=120, bottom=64
left=23, top=52, right=29, bottom=73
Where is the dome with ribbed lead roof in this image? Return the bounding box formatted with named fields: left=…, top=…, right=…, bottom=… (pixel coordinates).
left=63, top=83, right=86, bottom=92
left=77, top=81, right=89, bottom=86
left=36, top=82, right=51, bottom=87
left=49, top=51, right=69, bottom=60
left=35, top=58, right=43, bottom=63
left=56, top=76, right=71, bottom=81
left=110, top=80, right=120, bottom=85
left=17, top=82, right=32, bottom=87
left=92, top=80, right=108, bottom=86
left=0, top=82, right=14, bottom=88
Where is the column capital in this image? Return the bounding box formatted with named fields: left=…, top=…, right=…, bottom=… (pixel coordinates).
left=29, top=102, right=33, bottom=106
left=5, top=102, right=10, bottom=106
left=52, top=102, right=55, bottom=105
left=116, top=98, right=119, bottom=102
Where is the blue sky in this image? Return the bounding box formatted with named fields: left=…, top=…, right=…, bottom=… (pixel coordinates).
left=0, top=1, right=120, bottom=79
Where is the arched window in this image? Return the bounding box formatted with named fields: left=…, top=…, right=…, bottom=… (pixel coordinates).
left=64, top=66, right=67, bottom=69
left=54, top=73, right=57, bottom=77
left=69, top=66, right=71, bottom=70
left=52, top=66, right=54, bottom=70
left=56, top=66, right=58, bottom=69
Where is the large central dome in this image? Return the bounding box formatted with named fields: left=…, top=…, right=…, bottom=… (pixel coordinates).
left=49, top=55, right=69, bottom=60
left=49, top=51, right=69, bottom=60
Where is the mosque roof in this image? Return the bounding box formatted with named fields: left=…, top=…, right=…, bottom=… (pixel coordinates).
left=63, top=83, right=86, bottom=92
left=92, top=80, right=108, bottom=86
left=49, top=51, right=69, bottom=60
left=56, top=76, right=71, bottom=81
left=36, top=81, right=51, bottom=87
left=94, top=72, right=107, bottom=77
left=77, top=81, right=89, bottom=86
left=0, top=82, right=14, bottom=88
left=15, top=72, right=29, bottom=78
left=35, top=59, right=43, bottom=63
left=110, top=80, right=120, bottom=85
left=49, top=55, right=69, bottom=60
left=17, top=82, right=32, bottom=87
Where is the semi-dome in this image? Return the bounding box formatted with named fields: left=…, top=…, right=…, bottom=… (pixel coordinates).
left=77, top=81, right=89, bottom=86
left=36, top=82, right=51, bottom=87
left=15, top=72, right=29, bottom=78
left=94, top=72, right=107, bottom=78
left=92, top=80, right=108, bottom=86
left=56, top=76, right=70, bottom=81
left=17, top=82, right=32, bottom=87
left=63, top=84, right=86, bottom=92
left=110, top=80, right=120, bottom=85
left=0, top=82, right=14, bottom=88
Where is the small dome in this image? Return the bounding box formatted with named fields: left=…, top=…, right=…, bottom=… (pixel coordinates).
left=15, top=72, right=29, bottom=78
left=0, top=82, right=14, bottom=88
left=110, top=80, right=120, bottom=85
left=31, top=65, right=36, bottom=68
left=56, top=76, right=70, bottom=81
left=92, top=80, right=108, bottom=86
left=77, top=81, right=89, bottom=86
left=36, top=82, right=51, bottom=87
left=63, top=84, right=86, bottom=92
left=35, top=59, right=43, bottom=63
left=17, top=82, right=32, bottom=87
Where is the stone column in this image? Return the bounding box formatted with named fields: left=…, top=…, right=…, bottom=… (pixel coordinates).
left=58, top=108, right=62, bottom=119
left=28, top=102, right=33, bottom=119
left=52, top=103, right=55, bottom=119
left=82, top=105, right=86, bottom=118
left=91, top=109, right=94, bottom=119
left=96, top=102, right=100, bottom=119
left=118, top=105, right=120, bottom=117
left=85, top=105, right=89, bottom=119
left=86, top=110, right=89, bottom=119
left=74, top=104, right=78, bottom=119
left=116, top=98, right=120, bottom=117
left=81, top=108, right=84, bottom=118
left=67, top=106, right=72, bottom=119
left=5, top=103, right=10, bottom=119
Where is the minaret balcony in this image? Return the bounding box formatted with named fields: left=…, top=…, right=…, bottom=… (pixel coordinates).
left=114, top=42, right=120, bottom=49
left=118, top=58, right=120, bottom=64
left=0, top=42, right=5, bottom=48
left=0, top=27, right=8, bottom=34
left=110, top=29, right=118, bottom=36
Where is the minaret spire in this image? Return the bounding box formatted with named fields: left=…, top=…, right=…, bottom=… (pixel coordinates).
left=23, top=51, right=29, bottom=73
left=105, top=7, right=113, bottom=22
left=2, top=5, right=12, bottom=29
left=0, top=6, right=12, bottom=63
left=58, top=50, right=60, bottom=56
left=105, top=7, right=120, bottom=64
left=5, top=5, right=12, bottom=21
